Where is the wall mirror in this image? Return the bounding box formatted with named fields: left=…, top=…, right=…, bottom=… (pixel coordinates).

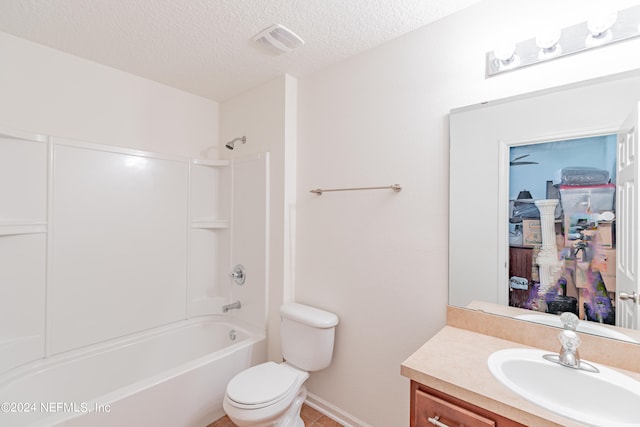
left=449, top=70, right=640, bottom=343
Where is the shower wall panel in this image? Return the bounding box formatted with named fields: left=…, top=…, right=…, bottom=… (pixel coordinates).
left=48, top=140, right=188, bottom=355
left=0, top=134, right=48, bottom=373
left=188, top=161, right=231, bottom=317
left=230, top=153, right=270, bottom=329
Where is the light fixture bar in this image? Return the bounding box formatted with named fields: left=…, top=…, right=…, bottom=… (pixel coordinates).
left=486, top=5, right=640, bottom=77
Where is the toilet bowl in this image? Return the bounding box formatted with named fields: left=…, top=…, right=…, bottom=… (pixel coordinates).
left=223, top=303, right=338, bottom=427
left=223, top=362, right=309, bottom=427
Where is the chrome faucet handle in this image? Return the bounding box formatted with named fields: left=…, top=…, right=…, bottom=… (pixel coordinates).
left=560, top=312, right=579, bottom=331
left=230, top=264, right=246, bottom=285
left=559, top=329, right=581, bottom=351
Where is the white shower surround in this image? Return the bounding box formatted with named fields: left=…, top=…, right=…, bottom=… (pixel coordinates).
left=0, top=125, right=270, bottom=425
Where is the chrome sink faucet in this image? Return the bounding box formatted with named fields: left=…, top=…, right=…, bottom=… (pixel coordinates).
left=543, top=312, right=599, bottom=373
left=557, top=329, right=581, bottom=368
left=557, top=312, right=581, bottom=367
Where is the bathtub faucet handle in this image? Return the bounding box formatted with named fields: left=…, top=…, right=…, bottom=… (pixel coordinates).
left=230, top=264, right=246, bottom=285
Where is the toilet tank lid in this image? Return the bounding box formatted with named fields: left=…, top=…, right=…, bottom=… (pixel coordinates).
left=280, top=303, right=339, bottom=328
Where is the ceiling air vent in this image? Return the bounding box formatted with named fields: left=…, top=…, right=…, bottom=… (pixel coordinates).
left=253, top=24, right=304, bottom=53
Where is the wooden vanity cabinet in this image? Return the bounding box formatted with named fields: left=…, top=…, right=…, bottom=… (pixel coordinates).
left=410, top=381, right=526, bottom=427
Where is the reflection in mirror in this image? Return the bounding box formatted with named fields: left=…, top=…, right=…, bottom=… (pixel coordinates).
left=507, top=135, right=617, bottom=325
left=449, top=71, right=640, bottom=343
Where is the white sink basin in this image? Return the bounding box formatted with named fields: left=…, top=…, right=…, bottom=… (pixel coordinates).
left=516, top=313, right=639, bottom=343
left=488, top=348, right=640, bottom=426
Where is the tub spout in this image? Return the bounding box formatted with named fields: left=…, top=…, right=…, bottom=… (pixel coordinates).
left=222, top=301, right=241, bottom=313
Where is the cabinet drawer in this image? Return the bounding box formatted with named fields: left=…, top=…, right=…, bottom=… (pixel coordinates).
left=414, top=389, right=495, bottom=427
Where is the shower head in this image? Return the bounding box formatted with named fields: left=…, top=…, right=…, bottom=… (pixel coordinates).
left=225, top=136, right=246, bottom=150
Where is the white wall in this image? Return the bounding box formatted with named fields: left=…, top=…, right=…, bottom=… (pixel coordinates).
left=0, top=32, right=219, bottom=158
left=220, top=75, right=298, bottom=360
left=295, top=1, right=640, bottom=426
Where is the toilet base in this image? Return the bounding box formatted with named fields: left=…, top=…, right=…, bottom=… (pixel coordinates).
left=224, top=386, right=307, bottom=427
left=275, top=386, right=306, bottom=427
left=285, top=417, right=304, bottom=427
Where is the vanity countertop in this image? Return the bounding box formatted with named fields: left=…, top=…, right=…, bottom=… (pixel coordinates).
left=401, top=325, right=640, bottom=427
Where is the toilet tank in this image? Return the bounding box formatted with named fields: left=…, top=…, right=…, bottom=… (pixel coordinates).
left=280, top=303, right=339, bottom=371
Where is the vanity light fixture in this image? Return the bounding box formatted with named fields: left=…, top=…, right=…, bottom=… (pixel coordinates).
left=487, top=5, right=640, bottom=77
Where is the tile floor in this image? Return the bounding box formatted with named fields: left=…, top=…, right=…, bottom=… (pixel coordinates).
left=207, top=403, right=344, bottom=427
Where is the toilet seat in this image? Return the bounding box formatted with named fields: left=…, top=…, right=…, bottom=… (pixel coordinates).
left=226, top=362, right=307, bottom=410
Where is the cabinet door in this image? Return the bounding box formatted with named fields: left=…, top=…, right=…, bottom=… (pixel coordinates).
left=509, top=246, right=533, bottom=282
left=414, top=389, right=495, bottom=427
left=509, top=246, right=533, bottom=308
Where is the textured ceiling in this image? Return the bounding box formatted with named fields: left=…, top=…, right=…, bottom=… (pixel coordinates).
left=0, top=0, right=481, bottom=101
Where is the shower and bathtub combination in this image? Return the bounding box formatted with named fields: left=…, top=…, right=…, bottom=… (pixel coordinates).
left=0, top=128, right=270, bottom=426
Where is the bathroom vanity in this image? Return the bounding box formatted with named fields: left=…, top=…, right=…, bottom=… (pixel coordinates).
left=401, top=306, right=640, bottom=427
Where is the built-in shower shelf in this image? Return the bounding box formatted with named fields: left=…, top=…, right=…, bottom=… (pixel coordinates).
left=191, top=220, right=230, bottom=229
left=0, top=222, right=47, bottom=236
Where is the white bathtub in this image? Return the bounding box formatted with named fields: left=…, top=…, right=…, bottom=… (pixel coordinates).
left=0, top=317, right=266, bottom=427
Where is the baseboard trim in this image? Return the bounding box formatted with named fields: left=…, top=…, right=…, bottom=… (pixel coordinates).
left=305, top=392, right=372, bottom=427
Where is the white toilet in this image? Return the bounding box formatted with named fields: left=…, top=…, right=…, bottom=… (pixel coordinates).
left=223, top=302, right=339, bottom=427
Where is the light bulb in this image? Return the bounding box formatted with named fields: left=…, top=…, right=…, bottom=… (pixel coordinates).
left=588, top=9, right=617, bottom=38
left=536, top=27, right=561, bottom=52
left=493, top=43, right=516, bottom=65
